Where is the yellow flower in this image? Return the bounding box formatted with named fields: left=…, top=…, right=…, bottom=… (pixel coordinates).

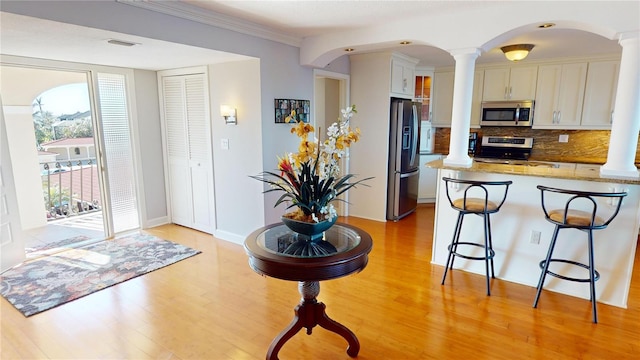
left=291, top=121, right=314, bottom=137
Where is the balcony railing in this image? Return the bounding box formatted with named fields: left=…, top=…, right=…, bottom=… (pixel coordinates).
left=41, top=159, right=101, bottom=221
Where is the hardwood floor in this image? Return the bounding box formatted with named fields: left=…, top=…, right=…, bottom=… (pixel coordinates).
left=2, top=204, right=639, bottom=359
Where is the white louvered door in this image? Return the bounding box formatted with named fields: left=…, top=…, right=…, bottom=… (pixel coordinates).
left=161, top=72, right=214, bottom=234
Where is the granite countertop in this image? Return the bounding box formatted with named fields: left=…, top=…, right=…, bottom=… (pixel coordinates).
left=426, top=159, right=640, bottom=185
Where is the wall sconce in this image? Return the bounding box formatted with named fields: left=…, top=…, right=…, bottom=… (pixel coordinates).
left=220, top=105, right=237, bottom=125
left=500, top=44, right=535, bottom=62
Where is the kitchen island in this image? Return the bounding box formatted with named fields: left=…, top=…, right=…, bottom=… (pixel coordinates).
left=427, top=159, right=640, bottom=308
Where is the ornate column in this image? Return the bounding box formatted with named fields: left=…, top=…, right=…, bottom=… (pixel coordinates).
left=443, top=48, right=481, bottom=167
left=601, top=32, right=640, bottom=178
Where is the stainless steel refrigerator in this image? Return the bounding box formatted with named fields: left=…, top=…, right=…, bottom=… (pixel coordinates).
left=387, top=98, right=421, bottom=221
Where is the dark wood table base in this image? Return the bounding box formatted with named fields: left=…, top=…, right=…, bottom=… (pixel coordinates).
left=266, top=281, right=359, bottom=360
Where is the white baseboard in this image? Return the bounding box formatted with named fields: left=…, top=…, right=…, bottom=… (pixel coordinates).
left=213, top=229, right=245, bottom=245
left=143, top=216, right=170, bottom=229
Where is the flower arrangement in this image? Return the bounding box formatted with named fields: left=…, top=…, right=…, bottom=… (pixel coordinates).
left=252, top=105, right=371, bottom=223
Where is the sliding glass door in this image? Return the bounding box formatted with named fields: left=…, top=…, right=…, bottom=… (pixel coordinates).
left=92, top=72, right=140, bottom=235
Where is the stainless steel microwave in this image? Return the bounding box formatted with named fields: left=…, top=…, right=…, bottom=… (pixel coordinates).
left=480, top=100, right=534, bottom=127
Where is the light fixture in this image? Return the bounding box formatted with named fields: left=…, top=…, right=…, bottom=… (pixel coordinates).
left=220, top=105, right=237, bottom=125
left=344, top=48, right=355, bottom=52
left=399, top=41, right=411, bottom=45
left=500, top=44, right=535, bottom=62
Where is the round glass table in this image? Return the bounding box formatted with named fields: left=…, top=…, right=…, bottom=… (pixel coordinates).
left=244, top=222, right=373, bottom=360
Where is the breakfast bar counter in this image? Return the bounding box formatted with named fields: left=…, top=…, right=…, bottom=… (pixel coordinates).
left=427, top=159, right=640, bottom=185
left=426, top=159, right=640, bottom=308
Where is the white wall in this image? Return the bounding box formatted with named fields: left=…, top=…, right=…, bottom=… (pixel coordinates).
left=2, top=105, right=47, bottom=229
left=349, top=53, right=393, bottom=221
left=133, top=69, right=168, bottom=227
left=209, top=59, right=264, bottom=241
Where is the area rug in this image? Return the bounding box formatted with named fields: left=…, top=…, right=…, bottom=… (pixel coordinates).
left=1, top=233, right=201, bottom=317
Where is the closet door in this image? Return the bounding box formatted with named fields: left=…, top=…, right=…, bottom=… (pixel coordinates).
left=161, top=72, right=214, bottom=234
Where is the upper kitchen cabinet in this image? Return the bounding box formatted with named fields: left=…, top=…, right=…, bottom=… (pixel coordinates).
left=431, top=70, right=454, bottom=127
left=390, top=54, right=419, bottom=98
left=430, top=70, right=483, bottom=128
left=534, top=62, right=587, bottom=128
left=482, top=66, right=538, bottom=101
left=581, top=60, right=620, bottom=129
left=470, top=70, right=485, bottom=128
left=415, top=68, right=433, bottom=122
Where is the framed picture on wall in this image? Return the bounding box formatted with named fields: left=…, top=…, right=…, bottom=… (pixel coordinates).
left=275, top=98, right=310, bottom=123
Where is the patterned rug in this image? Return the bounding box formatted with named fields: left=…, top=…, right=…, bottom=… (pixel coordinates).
left=1, top=233, right=201, bottom=317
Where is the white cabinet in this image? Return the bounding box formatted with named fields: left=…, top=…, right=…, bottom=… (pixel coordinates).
left=430, top=70, right=483, bottom=128
left=431, top=71, right=454, bottom=127
left=482, top=66, right=538, bottom=101
left=534, top=63, right=587, bottom=128
left=418, top=154, right=443, bottom=203
left=470, top=70, right=485, bottom=128
left=581, top=60, right=619, bottom=128
left=415, top=69, right=433, bottom=121
left=390, top=55, right=417, bottom=98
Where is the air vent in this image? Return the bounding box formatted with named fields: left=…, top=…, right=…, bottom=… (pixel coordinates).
left=107, top=39, right=138, bottom=47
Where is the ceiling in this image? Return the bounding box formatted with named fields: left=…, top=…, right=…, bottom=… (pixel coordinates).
left=0, top=1, right=623, bottom=71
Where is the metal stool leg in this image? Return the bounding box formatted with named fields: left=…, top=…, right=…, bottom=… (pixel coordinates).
left=587, top=229, right=598, bottom=324
left=486, top=214, right=496, bottom=279
left=483, top=213, right=492, bottom=296
left=442, top=212, right=464, bottom=285
left=533, top=225, right=560, bottom=308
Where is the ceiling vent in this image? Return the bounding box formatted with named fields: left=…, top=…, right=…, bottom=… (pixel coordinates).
left=107, top=39, right=138, bottom=47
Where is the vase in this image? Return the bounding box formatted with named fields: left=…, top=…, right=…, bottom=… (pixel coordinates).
left=280, top=216, right=337, bottom=256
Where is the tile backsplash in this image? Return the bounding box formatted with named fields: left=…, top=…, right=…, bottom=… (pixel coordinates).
left=434, top=128, right=640, bottom=165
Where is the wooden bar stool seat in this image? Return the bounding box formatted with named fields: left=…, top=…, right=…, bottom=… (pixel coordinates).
left=441, top=177, right=512, bottom=296
left=533, top=185, right=627, bottom=323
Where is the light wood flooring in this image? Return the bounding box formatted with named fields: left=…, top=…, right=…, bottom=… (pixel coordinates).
left=2, top=204, right=639, bottom=359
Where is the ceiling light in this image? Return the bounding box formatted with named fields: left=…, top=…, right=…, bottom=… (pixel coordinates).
left=107, top=39, right=138, bottom=47
left=399, top=41, right=411, bottom=45
left=538, top=23, right=556, bottom=29
left=500, top=44, right=535, bottom=62
left=344, top=48, right=355, bottom=52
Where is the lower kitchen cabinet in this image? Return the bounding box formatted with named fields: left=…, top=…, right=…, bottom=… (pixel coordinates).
left=419, top=154, right=443, bottom=203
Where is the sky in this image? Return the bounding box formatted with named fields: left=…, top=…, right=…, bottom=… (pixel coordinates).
left=36, top=83, right=90, bottom=116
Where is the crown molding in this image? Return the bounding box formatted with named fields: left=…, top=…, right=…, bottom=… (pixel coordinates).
left=117, top=0, right=302, bottom=47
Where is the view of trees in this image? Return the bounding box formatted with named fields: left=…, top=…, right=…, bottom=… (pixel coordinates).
left=32, top=97, right=92, bottom=147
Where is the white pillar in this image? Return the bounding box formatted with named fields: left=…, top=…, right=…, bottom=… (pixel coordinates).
left=443, top=48, right=481, bottom=167
left=601, top=32, right=640, bottom=178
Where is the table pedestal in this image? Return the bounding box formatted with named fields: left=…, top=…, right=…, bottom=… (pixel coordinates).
left=266, top=281, right=360, bottom=360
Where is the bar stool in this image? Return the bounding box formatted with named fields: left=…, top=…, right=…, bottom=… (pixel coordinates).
left=533, top=185, right=627, bottom=323
left=441, top=177, right=512, bottom=296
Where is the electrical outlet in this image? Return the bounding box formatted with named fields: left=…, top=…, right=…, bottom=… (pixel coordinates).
left=530, top=230, right=541, bottom=244
left=559, top=134, right=569, bottom=143
left=221, top=138, right=229, bottom=150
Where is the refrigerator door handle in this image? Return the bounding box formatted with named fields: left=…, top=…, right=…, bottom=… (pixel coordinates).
left=409, top=104, right=419, bottom=167
left=400, top=169, right=419, bottom=178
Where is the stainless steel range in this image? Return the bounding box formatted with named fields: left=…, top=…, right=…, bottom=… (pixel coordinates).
left=477, top=136, right=534, bottom=160
left=474, top=136, right=559, bottom=168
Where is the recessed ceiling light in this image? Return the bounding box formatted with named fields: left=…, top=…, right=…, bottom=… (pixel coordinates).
left=399, top=41, right=411, bottom=45
left=107, top=39, right=138, bottom=47
left=538, top=23, right=555, bottom=29
left=344, top=48, right=355, bottom=52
